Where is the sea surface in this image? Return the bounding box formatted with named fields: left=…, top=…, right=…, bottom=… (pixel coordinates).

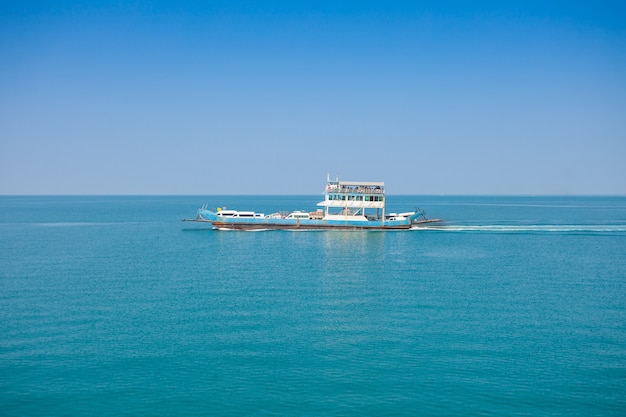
left=1, top=195, right=625, bottom=416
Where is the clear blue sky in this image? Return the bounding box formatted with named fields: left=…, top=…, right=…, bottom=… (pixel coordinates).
left=1, top=1, right=625, bottom=195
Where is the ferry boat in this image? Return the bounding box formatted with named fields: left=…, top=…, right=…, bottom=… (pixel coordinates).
left=187, top=177, right=441, bottom=230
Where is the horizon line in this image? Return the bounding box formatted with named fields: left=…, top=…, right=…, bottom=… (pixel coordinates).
left=2, top=193, right=626, bottom=198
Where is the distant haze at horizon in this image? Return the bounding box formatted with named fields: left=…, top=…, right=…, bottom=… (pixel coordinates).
left=1, top=1, right=625, bottom=196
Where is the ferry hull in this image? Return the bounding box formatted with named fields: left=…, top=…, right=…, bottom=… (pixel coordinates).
left=212, top=221, right=412, bottom=230
left=190, top=210, right=440, bottom=230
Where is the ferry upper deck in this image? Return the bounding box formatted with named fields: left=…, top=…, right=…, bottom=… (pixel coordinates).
left=321, top=180, right=386, bottom=209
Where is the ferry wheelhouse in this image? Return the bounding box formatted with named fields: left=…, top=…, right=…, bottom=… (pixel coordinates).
left=187, top=177, right=440, bottom=230
left=320, top=179, right=386, bottom=223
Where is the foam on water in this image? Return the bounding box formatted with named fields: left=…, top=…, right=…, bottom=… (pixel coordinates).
left=412, top=224, right=626, bottom=233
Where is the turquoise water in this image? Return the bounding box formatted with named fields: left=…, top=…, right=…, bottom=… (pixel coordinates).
left=1, top=196, right=625, bottom=416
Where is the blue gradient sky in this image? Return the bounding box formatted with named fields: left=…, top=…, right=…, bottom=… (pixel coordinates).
left=1, top=1, right=625, bottom=194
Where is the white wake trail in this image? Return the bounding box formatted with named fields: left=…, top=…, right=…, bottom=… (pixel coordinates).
left=411, top=224, right=626, bottom=233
